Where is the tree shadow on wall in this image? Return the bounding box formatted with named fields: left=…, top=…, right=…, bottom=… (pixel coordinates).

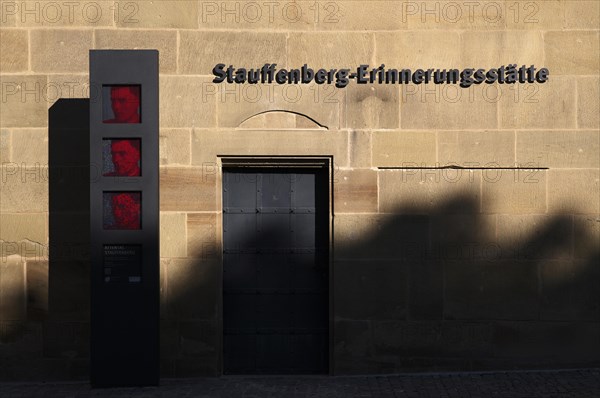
left=163, top=183, right=599, bottom=376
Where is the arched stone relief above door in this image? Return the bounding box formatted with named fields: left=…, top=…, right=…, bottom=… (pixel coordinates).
left=238, top=110, right=328, bottom=130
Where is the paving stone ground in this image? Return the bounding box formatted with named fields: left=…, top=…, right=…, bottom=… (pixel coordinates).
left=0, top=369, right=598, bottom=398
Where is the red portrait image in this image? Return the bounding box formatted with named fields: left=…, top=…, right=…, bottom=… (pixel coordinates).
left=103, top=192, right=141, bottom=230
left=103, top=139, right=141, bottom=177
left=103, top=85, right=141, bottom=124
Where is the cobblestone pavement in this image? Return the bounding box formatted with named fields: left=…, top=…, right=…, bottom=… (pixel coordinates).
left=0, top=369, right=598, bottom=398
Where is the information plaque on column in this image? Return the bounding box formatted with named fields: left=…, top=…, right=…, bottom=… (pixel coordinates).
left=90, top=50, right=159, bottom=387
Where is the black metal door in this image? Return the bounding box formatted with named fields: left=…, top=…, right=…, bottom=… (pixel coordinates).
left=223, top=168, right=328, bottom=374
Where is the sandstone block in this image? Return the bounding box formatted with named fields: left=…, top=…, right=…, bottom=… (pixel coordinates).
left=159, top=129, right=191, bottom=166
left=160, top=76, right=217, bottom=128
left=179, top=31, right=286, bottom=75
left=165, top=258, right=218, bottom=319
left=160, top=213, right=187, bottom=258
left=348, top=130, right=371, bottom=168
left=116, top=0, right=198, bottom=28
left=545, top=31, right=599, bottom=75
left=0, top=75, right=48, bottom=128
left=0, top=29, right=27, bottom=72
left=564, top=1, right=600, bottom=29
left=95, top=29, right=177, bottom=74
left=379, top=169, right=481, bottom=214
left=10, top=128, right=48, bottom=164
left=548, top=169, right=600, bottom=214
left=199, top=0, right=314, bottom=30
left=333, top=169, right=377, bottom=213
left=317, top=1, right=402, bottom=31
left=0, top=164, right=48, bottom=212
left=462, top=31, right=544, bottom=69
left=497, top=215, right=573, bottom=261
left=0, top=255, right=26, bottom=321
left=345, top=84, right=399, bottom=129
left=577, top=77, right=600, bottom=129
left=15, top=1, right=113, bottom=27
left=187, top=213, right=217, bottom=260
left=499, top=77, right=576, bottom=129
left=289, top=32, right=373, bottom=71
left=401, top=84, right=498, bottom=130
left=0, top=213, right=47, bottom=243
left=517, top=130, right=600, bottom=168
left=30, top=29, right=92, bottom=73
left=376, top=31, right=462, bottom=70
left=438, top=130, right=514, bottom=167
left=373, top=131, right=436, bottom=167
left=481, top=169, right=546, bottom=214
left=160, top=167, right=216, bottom=212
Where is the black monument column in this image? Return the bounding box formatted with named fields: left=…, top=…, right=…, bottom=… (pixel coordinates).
left=89, top=50, right=159, bottom=387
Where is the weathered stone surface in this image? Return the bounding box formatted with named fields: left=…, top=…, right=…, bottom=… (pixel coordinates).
left=401, top=84, right=498, bottom=130
left=577, top=77, right=600, bottom=129
left=444, top=260, right=539, bottom=320
left=401, top=1, right=510, bottom=30
left=0, top=75, right=48, bottom=128
left=564, top=1, right=600, bottom=29
left=215, top=83, right=342, bottom=130
left=574, top=215, right=600, bottom=260
left=317, top=1, right=402, bottom=31
left=497, top=215, right=573, bottom=261
left=0, top=164, right=48, bottom=212
left=191, top=129, right=348, bottom=167
left=26, top=260, right=48, bottom=319
left=379, top=169, right=481, bottom=214
left=376, top=31, right=461, bottom=69
left=481, top=169, right=546, bottom=214
left=30, top=29, right=92, bottom=73
left=0, top=213, right=47, bottom=243
left=160, top=167, right=216, bottom=212
left=0, top=0, right=17, bottom=26
left=462, top=31, right=544, bottom=69
left=348, top=130, right=371, bottom=168
left=345, top=84, right=399, bottom=129
left=0, top=255, right=26, bottom=321
left=547, top=169, right=600, bottom=214
left=499, top=78, right=576, bottom=129
left=0, top=129, right=10, bottom=161
left=334, top=214, right=430, bottom=261
left=160, top=76, right=217, bottom=128
left=545, top=31, right=599, bottom=75
left=199, top=0, right=314, bottom=30
left=160, top=213, right=187, bottom=258
left=116, top=0, right=198, bottom=28
left=15, top=0, right=113, bottom=27
left=492, top=321, right=599, bottom=360
left=335, top=260, right=408, bottom=320
left=179, top=31, right=286, bottom=74
left=187, top=213, right=217, bottom=260
left=160, top=129, right=191, bottom=166
left=165, top=258, right=218, bottom=319
left=540, top=260, right=599, bottom=321
left=430, top=215, right=498, bottom=262
left=334, top=320, right=374, bottom=374
left=289, top=32, right=373, bottom=71
left=438, top=130, right=514, bottom=167
left=0, top=29, right=27, bottom=72
left=333, top=169, right=377, bottom=213
left=44, top=74, right=90, bottom=100
left=372, top=131, right=436, bottom=167
left=505, top=0, right=564, bottom=30
left=10, top=128, right=48, bottom=164
left=517, top=130, right=600, bottom=168
left=95, top=29, right=177, bottom=73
